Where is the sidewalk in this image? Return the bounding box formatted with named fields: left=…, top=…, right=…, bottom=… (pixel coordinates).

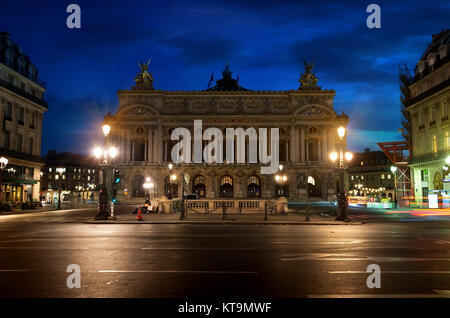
left=0, top=204, right=94, bottom=216
left=86, top=211, right=364, bottom=225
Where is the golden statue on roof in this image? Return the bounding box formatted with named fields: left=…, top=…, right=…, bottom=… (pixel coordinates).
left=134, top=58, right=154, bottom=88
left=299, top=59, right=318, bottom=88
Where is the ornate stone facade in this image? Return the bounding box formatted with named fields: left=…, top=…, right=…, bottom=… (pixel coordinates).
left=0, top=31, right=47, bottom=203
left=405, top=29, right=450, bottom=202
left=106, top=62, right=348, bottom=203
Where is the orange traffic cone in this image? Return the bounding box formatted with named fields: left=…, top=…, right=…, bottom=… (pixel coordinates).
left=137, top=206, right=143, bottom=221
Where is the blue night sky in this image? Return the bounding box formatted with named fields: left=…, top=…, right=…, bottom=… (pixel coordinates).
left=0, top=0, right=448, bottom=155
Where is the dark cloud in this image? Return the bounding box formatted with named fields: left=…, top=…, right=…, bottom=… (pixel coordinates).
left=0, top=0, right=447, bottom=153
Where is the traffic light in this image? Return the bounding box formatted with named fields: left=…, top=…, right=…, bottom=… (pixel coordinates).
left=112, top=169, right=120, bottom=203
left=113, top=169, right=120, bottom=183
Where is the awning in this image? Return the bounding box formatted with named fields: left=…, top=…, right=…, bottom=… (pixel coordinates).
left=1, top=178, right=38, bottom=185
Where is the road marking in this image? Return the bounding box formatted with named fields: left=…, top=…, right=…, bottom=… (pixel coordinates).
left=271, top=240, right=363, bottom=245
left=141, top=247, right=254, bottom=250
left=281, top=254, right=450, bottom=262
left=98, top=270, right=258, bottom=274
left=434, top=290, right=450, bottom=296
left=0, top=247, right=89, bottom=250
left=330, top=271, right=450, bottom=274
left=308, top=294, right=448, bottom=298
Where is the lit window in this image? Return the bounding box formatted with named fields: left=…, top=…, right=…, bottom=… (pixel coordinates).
left=49, top=168, right=52, bottom=173
left=388, top=174, right=391, bottom=179
left=446, top=131, right=449, bottom=149
left=360, top=161, right=364, bottom=166
left=361, top=176, right=364, bottom=180
left=55, top=175, right=59, bottom=180
left=433, top=135, right=437, bottom=153
left=351, top=176, right=354, bottom=180
left=381, top=174, right=385, bottom=179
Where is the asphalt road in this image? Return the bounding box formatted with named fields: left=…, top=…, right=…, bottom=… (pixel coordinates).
left=0, top=206, right=449, bottom=298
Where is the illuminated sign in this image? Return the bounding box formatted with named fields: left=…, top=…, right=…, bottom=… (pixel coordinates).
left=428, top=194, right=438, bottom=209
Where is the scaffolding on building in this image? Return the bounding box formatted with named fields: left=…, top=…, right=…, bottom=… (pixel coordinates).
left=378, top=141, right=413, bottom=207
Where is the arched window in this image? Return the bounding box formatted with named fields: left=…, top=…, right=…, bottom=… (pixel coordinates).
left=307, top=175, right=322, bottom=197
left=193, top=175, right=206, bottom=198
left=247, top=175, right=261, bottom=198
left=164, top=175, right=178, bottom=199
left=220, top=175, right=234, bottom=198
left=132, top=175, right=145, bottom=197
left=434, top=172, right=443, bottom=190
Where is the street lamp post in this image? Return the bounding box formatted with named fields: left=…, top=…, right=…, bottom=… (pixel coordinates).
left=0, top=157, right=8, bottom=202
left=330, top=126, right=353, bottom=222
left=390, top=165, right=398, bottom=209
left=56, top=168, right=65, bottom=210
left=274, top=165, right=288, bottom=214
left=93, top=124, right=118, bottom=220
left=169, top=163, right=187, bottom=220
left=143, top=177, right=154, bottom=203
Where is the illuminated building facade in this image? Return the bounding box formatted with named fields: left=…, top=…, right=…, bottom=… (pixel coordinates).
left=0, top=31, right=47, bottom=203
left=348, top=149, right=395, bottom=200
left=105, top=61, right=349, bottom=203
left=405, top=29, right=450, bottom=203
left=40, top=151, right=99, bottom=204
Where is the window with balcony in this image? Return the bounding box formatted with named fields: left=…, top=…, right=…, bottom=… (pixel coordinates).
left=430, top=107, right=437, bottom=126
left=16, top=134, right=22, bottom=152
left=133, top=140, right=146, bottom=161
left=18, top=106, right=24, bottom=125
left=30, top=112, right=36, bottom=129
left=4, top=130, right=10, bottom=149
left=5, top=101, right=12, bottom=121
left=421, top=169, right=429, bottom=182
left=28, top=137, right=33, bottom=154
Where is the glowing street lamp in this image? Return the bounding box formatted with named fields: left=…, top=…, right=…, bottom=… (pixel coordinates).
left=330, top=151, right=338, bottom=162
left=0, top=157, right=8, bottom=203
left=0, top=157, right=8, bottom=170
left=390, top=165, right=398, bottom=208
left=331, top=126, right=352, bottom=222
left=102, top=124, right=111, bottom=137
left=275, top=164, right=288, bottom=197
left=143, top=177, right=154, bottom=202
left=337, top=126, right=346, bottom=139
left=345, top=152, right=353, bottom=162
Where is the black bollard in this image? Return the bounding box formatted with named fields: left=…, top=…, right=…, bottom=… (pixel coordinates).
left=305, top=200, right=310, bottom=221
left=264, top=201, right=268, bottom=221
left=222, top=201, right=227, bottom=220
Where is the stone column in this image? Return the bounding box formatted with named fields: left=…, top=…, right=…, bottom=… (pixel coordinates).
left=329, top=124, right=336, bottom=152
left=147, top=127, right=153, bottom=163
left=120, top=128, right=126, bottom=164
left=290, top=125, right=296, bottom=163
left=300, top=126, right=305, bottom=162
left=294, top=126, right=299, bottom=162
left=125, top=129, right=131, bottom=163
left=157, top=124, right=163, bottom=163
left=322, top=125, right=328, bottom=163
